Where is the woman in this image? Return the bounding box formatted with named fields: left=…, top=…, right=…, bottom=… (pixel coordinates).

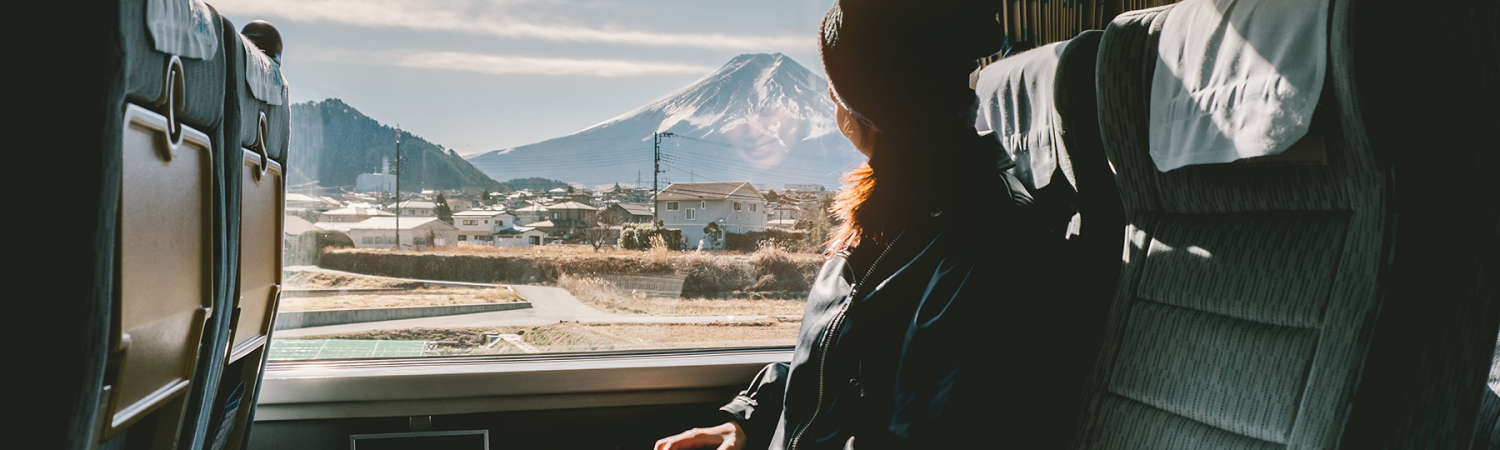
left=657, top=1, right=1054, bottom=449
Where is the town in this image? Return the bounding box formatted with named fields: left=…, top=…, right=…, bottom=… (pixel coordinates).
left=284, top=171, right=835, bottom=264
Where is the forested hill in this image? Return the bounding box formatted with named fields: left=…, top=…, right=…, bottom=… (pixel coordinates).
left=288, top=98, right=507, bottom=192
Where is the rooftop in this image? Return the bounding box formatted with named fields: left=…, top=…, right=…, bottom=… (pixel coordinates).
left=657, top=182, right=762, bottom=201
left=348, top=217, right=456, bottom=231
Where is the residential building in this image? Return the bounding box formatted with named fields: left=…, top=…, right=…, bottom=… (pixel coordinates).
left=345, top=217, right=458, bottom=249
left=511, top=202, right=548, bottom=225
left=604, top=203, right=653, bottom=223
left=451, top=210, right=517, bottom=244
left=530, top=201, right=599, bottom=238
left=494, top=226, right=547, bottom=247
left=317, top=204, right=394, bottom=223
left=655, top=182, right=767, bottom=249
left=392, top=200, right=437, bottom=217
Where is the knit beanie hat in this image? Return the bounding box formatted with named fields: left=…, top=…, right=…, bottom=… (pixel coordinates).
left=819, top=0, right=1004, bottom=135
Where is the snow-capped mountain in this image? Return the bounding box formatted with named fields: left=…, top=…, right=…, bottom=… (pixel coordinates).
left=468, top=53, right=862, bottom=189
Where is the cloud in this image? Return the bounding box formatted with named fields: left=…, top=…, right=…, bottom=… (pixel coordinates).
left=213, top=0, right=808, bottom=51
left=303, top=49, right=716, bottom=77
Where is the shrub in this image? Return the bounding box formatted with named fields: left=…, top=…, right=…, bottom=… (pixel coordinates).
left=619, top=223, right=685, bottom=251
left=724, top=229, right=810, bottom=252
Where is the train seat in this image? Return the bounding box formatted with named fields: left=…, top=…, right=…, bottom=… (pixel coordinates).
left=100, top=0, right=230, bottom=448
left=1073, top=0, right=1499, bottom=448
left=973, top=29, right=1124, bottom=441
left=205, top=18, right=291, bottom=450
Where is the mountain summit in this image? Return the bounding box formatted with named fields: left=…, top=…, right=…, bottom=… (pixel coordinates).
left=468, top=53, right=861, bottom=188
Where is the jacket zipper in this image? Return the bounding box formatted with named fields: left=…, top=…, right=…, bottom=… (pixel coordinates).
left=789, top=231, right=904, bottom=450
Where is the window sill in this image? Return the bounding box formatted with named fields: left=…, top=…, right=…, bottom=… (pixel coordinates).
left=257, top=347, right=791, bottom=421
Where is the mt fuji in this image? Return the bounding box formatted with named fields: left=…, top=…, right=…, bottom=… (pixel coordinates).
left=467, top=53, right=863, bottom=189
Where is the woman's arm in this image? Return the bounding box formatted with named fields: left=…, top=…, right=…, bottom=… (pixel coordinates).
left=719, top=362, right=789, bottom=444
left=656, top=362, right=788, bottom=450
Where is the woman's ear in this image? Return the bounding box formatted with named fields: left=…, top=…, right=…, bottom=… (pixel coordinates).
left=832, top=89, right=877, bottom=158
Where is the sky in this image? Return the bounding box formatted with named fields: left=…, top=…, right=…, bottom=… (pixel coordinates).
left=214, top=0, right=838, bottom=156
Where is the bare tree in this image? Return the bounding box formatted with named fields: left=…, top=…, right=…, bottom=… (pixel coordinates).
left=582, top=208, right=625, bottom=251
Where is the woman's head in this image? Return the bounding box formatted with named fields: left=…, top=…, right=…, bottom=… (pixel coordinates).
left=819, top=0, right=1005, bottom=254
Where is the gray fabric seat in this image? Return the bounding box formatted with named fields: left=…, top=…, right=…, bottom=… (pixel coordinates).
left=975, top=29, right=1126, bottom=442
left=1072, top=1, right=1498, bottom=449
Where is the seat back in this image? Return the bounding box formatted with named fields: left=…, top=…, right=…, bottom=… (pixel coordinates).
left=205, top=21, right=291, bottom=450
left=1075, top=2, right=1387, bottom=448
left=974, top=29, right=1122, bottom=440
left=1076, top=0, right=1499, bottom=448
left=100, top=0, right=229, bottom=448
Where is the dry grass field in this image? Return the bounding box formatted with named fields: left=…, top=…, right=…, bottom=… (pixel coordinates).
left=557, top=273, right=806, bottom=316
left=282, top=268, right=524, bottom=311
left=278, top=286, right=524, bottom=311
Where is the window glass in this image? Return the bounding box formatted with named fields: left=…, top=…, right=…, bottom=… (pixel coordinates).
left=238, top=0, right=856, bottom=360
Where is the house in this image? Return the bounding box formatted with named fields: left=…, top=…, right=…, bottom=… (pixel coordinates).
left=542, top=201, right=599, bottom=236
left=391, top=200, right=437, bottom=217
left=451, top=210, right=517, bottom=244
left=494, top=226, right=547, bottom=247
left=345, top=217, right=458, bottom=249
left=655, top=182, right=768, bottom=249
left=285, top=193, right=332, bottom=212
left=511, top=202, right=548, bottom=225
left=317, top=205, right=394, bottom=223
left=283, top=215, right=327, bottom=266
left=605, top=203, right=654, bottom=223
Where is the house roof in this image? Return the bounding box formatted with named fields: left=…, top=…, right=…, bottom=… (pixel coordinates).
left=322, top=207, right=394, bottom=216
left=526, top=220, right=556, bottom=228
left=348, top=217, right=457, bottom=231
left=548, top=187, right=569, bottom=193
left=547, top=201, right=598, bottom=211
left=495, top=226, right=541, bottom=235
left=395, top=200, right=436, bottom=209
left=315, top=222, right=356, bottom=232
left=284, top=215, right=323, bottom=235
left=452, top=210, right=513, bottom=218
left=285, top=193, right=323, bottom=204
left=513, top=203, right=549, bottom=212
left=656, top=182, right=764, bottom=201
left=612, top=203, right=653, bottom=216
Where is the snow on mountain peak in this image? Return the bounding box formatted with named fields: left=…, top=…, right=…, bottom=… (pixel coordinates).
left=469, top=54, right=861, bottom=188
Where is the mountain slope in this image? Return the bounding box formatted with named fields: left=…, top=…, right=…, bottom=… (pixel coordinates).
left=467, top=53, right=862, bottom=188
left=288, top=98, right=507, bottom=192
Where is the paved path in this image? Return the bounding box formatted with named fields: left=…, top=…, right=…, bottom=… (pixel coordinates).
left=277, top=272, right=771, bottom=337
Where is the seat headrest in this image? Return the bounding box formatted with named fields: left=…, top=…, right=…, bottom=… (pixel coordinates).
left=1148, top=0, right=1330, bottom=172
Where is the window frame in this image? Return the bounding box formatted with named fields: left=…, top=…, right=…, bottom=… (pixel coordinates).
left=666, top=201, right=679, bottom=211
left=733, top=202, right=741, bottom=211
left=685, top=208, right=696, bottom=220
left=259, top=348, right=792, bottom=420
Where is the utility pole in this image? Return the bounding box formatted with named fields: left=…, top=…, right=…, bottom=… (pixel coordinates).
left=394, top=126, right=402, bottom=250
left=653, top=131, right=673, bottom=222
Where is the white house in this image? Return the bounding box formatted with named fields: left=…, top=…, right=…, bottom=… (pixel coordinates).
left=451, top=210, right=516, bottom=244
left=655, top=182, right=768, bottom=249
left=392, top=200, right=437, bottom=217
left=494, top=226, right=547, bottom=247
left=318, top=204, right=393, bottom=223
left=345, top=217, right=458, bottom=249
left=511, top=202, right=548, bottom=226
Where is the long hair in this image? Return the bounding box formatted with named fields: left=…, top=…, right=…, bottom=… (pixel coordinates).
left=817, top=0, right=1003, bottom=256
left=825, top=128, right=996, bottom=256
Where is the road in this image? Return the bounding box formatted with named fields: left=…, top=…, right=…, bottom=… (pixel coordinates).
left=275, top=281, right=772, bottom=338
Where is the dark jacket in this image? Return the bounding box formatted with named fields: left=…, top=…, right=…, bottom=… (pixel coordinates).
left=721, top=138, right=1077, bottom=449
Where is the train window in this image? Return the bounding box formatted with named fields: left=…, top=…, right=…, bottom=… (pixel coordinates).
left=215, top=0, right=857, bottom=361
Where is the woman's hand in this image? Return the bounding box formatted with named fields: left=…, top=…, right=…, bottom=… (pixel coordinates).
left=654, top=421, right=747, bottom=450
